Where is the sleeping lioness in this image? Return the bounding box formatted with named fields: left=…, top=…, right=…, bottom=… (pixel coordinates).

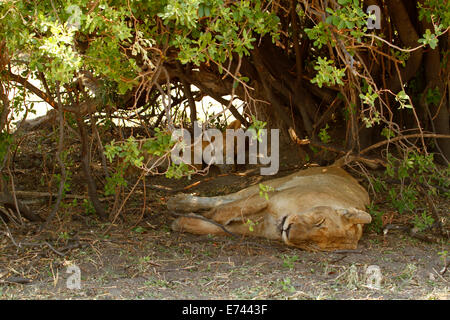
left=168, top=166, right=372, bottom=251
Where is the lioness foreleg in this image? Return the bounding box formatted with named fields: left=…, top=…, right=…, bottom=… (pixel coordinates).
left=167, top=193, right=239, bottom=212
left=171, top=195, right=268, bottom=235
left=204, top=195, right=268, bottom=225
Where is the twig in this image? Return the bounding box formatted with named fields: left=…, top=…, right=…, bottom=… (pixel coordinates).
left=7, top=168, right=23, bottom=225
left=363, top=27, right=450, bottom=53
left=333, top=249, right=363, bottom=254
left=44, top=241, right=65, bottom=256
left=0, top=277, right=32, bottom=284
left=360, top=133, right=450, bottom=155
left=0, top=215, right=19, bottom=247
left=330, top=255, right=347, bottom=263
left=440, top=261, right=450, bottom=276
left=385, top=178, right=449, bottom=195
left=384, top=223, right=444, bottom=244
left=41, top=82, right=67, bottom=231
left=12, top=190, right=113, bottom=201
left=90, top=113, right=110, bottom=178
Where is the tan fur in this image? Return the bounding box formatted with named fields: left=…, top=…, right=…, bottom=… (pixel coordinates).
left=127, top=120, right=242, bottom=175
left=168, top=166, right=372, bottom=251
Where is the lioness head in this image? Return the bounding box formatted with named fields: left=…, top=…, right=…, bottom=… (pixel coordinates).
left=280, top=206, right=372, bottom=251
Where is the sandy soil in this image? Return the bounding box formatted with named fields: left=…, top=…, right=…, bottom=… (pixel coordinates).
left=0, top=132, right=448, bottom=300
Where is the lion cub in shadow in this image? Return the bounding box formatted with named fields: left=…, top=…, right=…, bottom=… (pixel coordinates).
left=125, top=120, right=243, bottom=177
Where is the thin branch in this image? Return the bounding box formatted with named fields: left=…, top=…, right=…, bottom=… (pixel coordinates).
left=176, top=62, right=197, bottom=124
left=360, top=133, right=450, bottom=155
left=41, top=82, right=66, bottom=231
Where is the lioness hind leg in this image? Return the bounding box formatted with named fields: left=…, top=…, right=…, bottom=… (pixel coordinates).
left=171, top=215, right=227, bottom=235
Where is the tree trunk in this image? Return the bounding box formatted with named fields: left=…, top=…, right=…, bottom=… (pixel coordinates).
left=76, top=116, right=108, bottom=220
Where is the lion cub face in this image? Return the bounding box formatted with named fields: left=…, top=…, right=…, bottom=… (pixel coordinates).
left=280, top=206, right=372, bottom=251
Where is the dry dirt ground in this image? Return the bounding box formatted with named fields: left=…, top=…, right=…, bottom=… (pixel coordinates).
left=0, top=132, right=448, bottom=300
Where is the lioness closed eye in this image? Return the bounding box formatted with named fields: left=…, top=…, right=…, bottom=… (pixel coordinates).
left=168, top=166, right=372, bottom=251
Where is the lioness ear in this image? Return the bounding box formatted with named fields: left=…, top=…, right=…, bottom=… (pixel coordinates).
left=227, top=120, right=242, bottom=130
left=338, top=208, right=372, bottom=224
